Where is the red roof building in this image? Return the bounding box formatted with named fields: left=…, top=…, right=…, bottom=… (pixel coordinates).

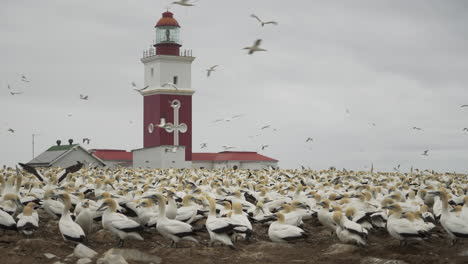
left=90, top=149, right=133, bottom=168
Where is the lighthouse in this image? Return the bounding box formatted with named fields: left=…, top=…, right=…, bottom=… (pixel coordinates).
left=133, top=11, right=195, bottom=169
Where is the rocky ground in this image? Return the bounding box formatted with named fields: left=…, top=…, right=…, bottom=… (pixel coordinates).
left=0, top=211, right=467, bottom=264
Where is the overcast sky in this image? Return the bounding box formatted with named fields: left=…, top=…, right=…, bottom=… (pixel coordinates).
left=1, top=0, right=468, bottom=172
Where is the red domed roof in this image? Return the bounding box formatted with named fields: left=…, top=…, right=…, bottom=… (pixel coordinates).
left=155, top=11, right=180, bottom=27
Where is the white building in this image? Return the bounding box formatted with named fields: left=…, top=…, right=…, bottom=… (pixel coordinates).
left=192, top=151, right=278, bottom=170
left=27, top=141, right=106, bottom=168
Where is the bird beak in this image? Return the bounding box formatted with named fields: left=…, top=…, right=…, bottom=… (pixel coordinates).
left=15, top=199, right=23, bottom=208
left=97, top=204, right=107, bottom=212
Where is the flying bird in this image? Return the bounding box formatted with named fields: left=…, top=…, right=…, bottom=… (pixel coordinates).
left=212, top=119, right=224, bottom=123
left=421, top=150, right=429, bottom=156
left=346, top=108, right=351, bottom=114
left=172, top=0, right=195, bottom=6
left=82, top=138, right=91, bottom=144
left=7, top=128, right=15, bottom=133
left=222, top=145, right=236, bottom=150
left=200, top=143, right=207, bottom=148
left=134, top=85, right=149, bottom=92
left=162, top=82, right=178, bottom=90
left=21, top=75, right=30, bottom=82
left=305, top=137, right=313, bottom=143
left=165, top=146, right=178, bottom=153
left=461, top=105, right=468, bottom=108
left=80, top=94, right=88, bottom=100
left=243, top=39, right=267, bottom=55
left=261, top=125, right=271, bottom=130
left=261, top=144, right=269, bottom=150
left=250, top=14, right=278, bottom=27
left=393, top=164, right=401, bottom=171
left=412, top=127, right=423, bottom=131
left=7, top=85, right=23, bottom=95
left=206, top=65, right=218, bottom=77
left=463, top=128, right=468, bottom=132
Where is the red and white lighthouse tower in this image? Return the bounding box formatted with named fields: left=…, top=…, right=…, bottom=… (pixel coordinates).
left=138, top=11, right=195, bottom=163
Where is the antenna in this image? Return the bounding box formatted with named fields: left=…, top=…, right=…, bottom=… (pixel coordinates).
left=32, top=133, right=40, bottom=158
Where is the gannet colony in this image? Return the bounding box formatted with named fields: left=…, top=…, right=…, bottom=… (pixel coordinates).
left=0, top=164, right=467, bottom=263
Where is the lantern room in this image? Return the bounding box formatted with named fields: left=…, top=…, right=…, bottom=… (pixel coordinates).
left=154, top=11, right=182, bottom=56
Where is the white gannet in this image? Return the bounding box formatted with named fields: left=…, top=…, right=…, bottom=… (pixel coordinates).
left=230, top=202, right=253, bottom=241
left=268, top=213, right=307, bottom=243
left=205, top=197, right=238, bottom=249
left=432, top=190, right=468, bottom=245
left=0, top=194, right=21, bottom=234
left=16, top=202, right=39, bottom=236
left=97, top=198, right=143, bottom=247
left=43, top=190, right=64, bottom=219
left=166, top=190, right=178, bottom=220
left=243, top=39, right=267, bottom=55
left=332, top=210, right=368, bottom=247
left=318, top=200, right=338, bottom=234
left=383, top=203, right=429, bottom=246
left=75, top=200, right=94, bottom=236
left=146, top=194, right=198, bottom=247
left=55, top=193, right=86, bottom=244
left=136, top=198, right=159, bottom=228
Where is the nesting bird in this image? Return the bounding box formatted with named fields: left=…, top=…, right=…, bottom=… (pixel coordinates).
left=146, top=194, right=198, bottom=247
left=55, top=193, right=86, bottom=244
left=16, top=202, right=39, bottom=236
left=98, top=198, right=143, bottom=247
left=268, top=213, right=307, bottom=243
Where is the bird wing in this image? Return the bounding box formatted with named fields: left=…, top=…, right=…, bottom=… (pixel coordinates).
left=207, top=217, right=236, bottom=233
left=271, top=224, right=305, bottom=239
left=264, top=21, right=278, bottom=25
left=160, top=219, right=193, bottom=235
left=391, top=218, right=421, bottom=236
left=112, top=217, right=141, bottom=232
left=443, top=216, right=468, bottom=235
left=250, top=14, right=262, bottom=23
left=344, top=219, right=368, bottom=236
left=59, top=217, right=85, bottom=239
left=176, top=206, right=197, bottom=222
left=58, top=162, right=84, bottom=184
left=254, top=39, right=262, bottom=47
left=18, top=163, right=46, bottom=183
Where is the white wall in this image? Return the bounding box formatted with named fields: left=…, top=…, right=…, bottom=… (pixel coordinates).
left=103, top=160, right=132, bottom=169
left=194, top=160, right=279, bottom=170
left=240, top=161, right=278, bottom=170
left=192, top=161, right=213, bottom=169
left=53, top=148, right=104, bottom=168
left=133, top=145, right=191, bottom=169
left=142, top=55, right=194, bottom=89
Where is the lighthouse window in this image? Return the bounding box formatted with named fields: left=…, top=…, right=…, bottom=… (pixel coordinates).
left=173, top=76, right=178, bottom=85
left=151, top=68, right=154, bottom=77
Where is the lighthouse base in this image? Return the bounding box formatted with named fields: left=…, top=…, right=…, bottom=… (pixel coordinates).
left=132, top=145, right=192, bottom=169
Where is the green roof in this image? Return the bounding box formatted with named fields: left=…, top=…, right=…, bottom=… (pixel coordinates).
left=46, top=144, right=79, bottom=151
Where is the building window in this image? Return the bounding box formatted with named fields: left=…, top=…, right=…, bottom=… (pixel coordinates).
left=173, top=76, right=178, bottom=85
left=151, top=68, right=154, bottom=77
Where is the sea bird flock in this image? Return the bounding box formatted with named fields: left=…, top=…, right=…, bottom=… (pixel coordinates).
left=1, top=164, right=467, bottom=254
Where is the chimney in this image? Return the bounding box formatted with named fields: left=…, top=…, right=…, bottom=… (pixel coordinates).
left=56, top=140, right=61, bottom=146
left=68, top=139, right=74, bottom=145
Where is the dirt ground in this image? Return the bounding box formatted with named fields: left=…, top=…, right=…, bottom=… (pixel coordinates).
left=0, top=211, right=467, bottom=264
